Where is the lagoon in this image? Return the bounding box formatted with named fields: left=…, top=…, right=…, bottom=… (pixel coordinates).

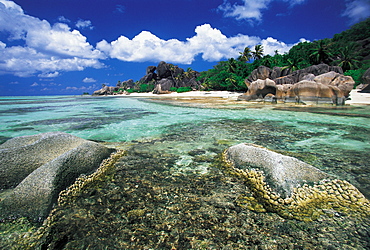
left=1, top=95, right=370, bottom=248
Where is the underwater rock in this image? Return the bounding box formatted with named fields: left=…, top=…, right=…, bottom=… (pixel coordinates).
left=222, top=143, right=370, bottom=221
left=0, top=132, right=115, bottom=220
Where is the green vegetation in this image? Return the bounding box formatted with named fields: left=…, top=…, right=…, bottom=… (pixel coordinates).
left=199, top=18, right=370, bottom=92
left=176, top=86, right=192, bottom=93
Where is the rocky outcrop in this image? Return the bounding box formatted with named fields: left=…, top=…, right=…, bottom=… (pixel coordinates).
left=92, top=86, right=117, bottom=96
left=240, top=64, right=354, bottom=105
left=0, top=132, right=114, bottom=220
left=222, top=143, right=370, bottom=221
left=93, top=61, right=202, bottom=95
left=360, top=68, right=370, bottom=93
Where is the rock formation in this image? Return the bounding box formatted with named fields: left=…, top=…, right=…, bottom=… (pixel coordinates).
left=240, top=64, right=354, bottom=105
left=93, top=61, right=202, bottom=95
left=359, top=67, right=370, bottom=93
left=0, top=132, right=115, bottom=220
left=222, top=143, right=370, bottom=221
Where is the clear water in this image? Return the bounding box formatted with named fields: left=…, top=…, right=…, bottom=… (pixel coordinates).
left=1, top=95, right=369, bottom=197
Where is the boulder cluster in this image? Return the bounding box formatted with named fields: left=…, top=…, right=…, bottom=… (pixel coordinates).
left=239, top=64, right=355, bottom=105
left=93, top=61, right=202, bottom=95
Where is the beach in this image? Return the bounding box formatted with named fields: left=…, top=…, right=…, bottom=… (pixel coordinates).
left=119, top=89, right=370, bottom=108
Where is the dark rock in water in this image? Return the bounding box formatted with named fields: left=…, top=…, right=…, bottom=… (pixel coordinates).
left=0, top=132, right=114, bottom=220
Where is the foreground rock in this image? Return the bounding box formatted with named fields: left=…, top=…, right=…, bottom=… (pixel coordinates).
left=222, top=143, right=370, bottom=221
left=0, top=132, right=115, bottom=220
left=240, top=64, right=354, bottom=105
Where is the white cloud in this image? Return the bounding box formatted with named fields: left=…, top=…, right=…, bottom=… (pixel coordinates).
left=342, top=0, right=370, bottom=24
left=76, top=19, right=94, bottom=30
left=31, top=82, right=39, bottom=87
left=83, top=77, right=96, bottom=83
left=98, top=23, right=304, bottom=64
left=38, top=72, right=60, bottom=78
left=0, top=0, right=105, bottom=77
left=58, top=16, right=70, bottom=23
left=218, top=0, right=307, bottom=23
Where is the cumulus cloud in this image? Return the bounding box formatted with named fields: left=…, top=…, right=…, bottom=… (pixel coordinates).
left=342, top=0, right=370, bottom=24
left=82, top=77, right=96, bottom=83
left=97, top=23, right=303, bottom=64
left=0, top=0, right=104, bottom=77
left=76, top=19, right=94, bottom=30
left=30, top=82, right=39, bottom=87
left=218, top=0, right=306, bottom=22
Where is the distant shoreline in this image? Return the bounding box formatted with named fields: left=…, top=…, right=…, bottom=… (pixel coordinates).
left=97, top=90, right=370, bottom=107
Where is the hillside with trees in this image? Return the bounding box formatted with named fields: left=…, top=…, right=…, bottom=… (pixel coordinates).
left=199, top=18, right=370, bottom=91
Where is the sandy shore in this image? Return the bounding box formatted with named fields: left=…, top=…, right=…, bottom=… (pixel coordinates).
left=113, top=89, right=370, bottom=107
left=346, top=89, right=370, bottom=105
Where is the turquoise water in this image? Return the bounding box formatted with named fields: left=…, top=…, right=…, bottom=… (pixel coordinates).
left=1, top=95, right=370, bottom=248
left=1, top=95, right=370, bottom=197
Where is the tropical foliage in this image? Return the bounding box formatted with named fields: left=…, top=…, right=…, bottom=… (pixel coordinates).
left=198, top=18, right=370, bottom=91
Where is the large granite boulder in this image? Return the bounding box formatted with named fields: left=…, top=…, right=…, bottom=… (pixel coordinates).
left=238, top=78, right=276, bottom=101
left=222, top=143, right=370, bottom=221
left=245, top=65, right=272, bottom=85
left=0, top=132, right=115, bottom=220
left=360, top=68, right=370, bottom=93
left=92, top=86, right=117, bottom=95
left=156, top=61, right=172, bottom=79
left=153, top=78, right=175, bottom=94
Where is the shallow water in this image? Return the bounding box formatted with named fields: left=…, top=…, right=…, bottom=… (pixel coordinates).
left=1, top=95, right=370, bottom=196
left=1, top=95, right=370, bottom=248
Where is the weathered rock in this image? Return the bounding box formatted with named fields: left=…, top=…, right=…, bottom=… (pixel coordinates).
left=153, top=78, right=175, bottom=94
left=92, top=86, right=117, bottom=95
left=140, top=72, right=157, bottom=84
left=238, top=78, right=276, bottom=101
left=225, top=143, right=329, bottom=198
left=156, top=61, right=172, bottom=79
left=222, top=143, right=370, bottom=221
left=0, top=132, right=114, bottom=219
left=360, top=68, right=370, bottom=93
left=246, top=65, right=272, bottom=85
left=146, top=66, right=156, bottom=75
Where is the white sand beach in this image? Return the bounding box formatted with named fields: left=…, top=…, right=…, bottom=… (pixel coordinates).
left=121, top=90, right=370, bottom=106
left=346, top=90, right=370, bottom=105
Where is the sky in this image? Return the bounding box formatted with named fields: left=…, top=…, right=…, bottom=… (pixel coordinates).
left=0, top=0, right=369, bottom=95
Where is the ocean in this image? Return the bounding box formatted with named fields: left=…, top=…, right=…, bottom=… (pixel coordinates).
left=1, top=95, right=369, bottom=248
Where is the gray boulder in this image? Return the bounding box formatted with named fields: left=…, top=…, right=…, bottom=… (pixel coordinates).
left=0, top=132, right=114, bottom=219
left=153, top=78, right=175, bottom=94
left=156, top=61, right=172, bottom=79
left=224, top=143, right=329, bottom=198
left=360, top=68, right=370, bottom=93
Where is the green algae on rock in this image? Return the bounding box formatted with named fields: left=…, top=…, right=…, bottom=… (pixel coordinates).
left=220, top=143, right=370, bottom=221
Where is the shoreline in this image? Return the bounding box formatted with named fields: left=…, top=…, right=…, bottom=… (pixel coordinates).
left=106, top=89, right=370, bottom=107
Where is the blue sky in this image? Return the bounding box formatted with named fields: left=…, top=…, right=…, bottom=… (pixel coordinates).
left=0, top=0, right=369, bottom=95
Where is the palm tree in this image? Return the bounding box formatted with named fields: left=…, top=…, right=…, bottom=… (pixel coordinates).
left=238, top=47, right=252, bottom=62
left=252, top=44, right=264, bottom=60
left=227, top=58, right=237, bottom=73
left=334, top=45, right=361, bottom=72
left=283, top=57, right=302, bottom=72
left=309, top=40, right=333, bottom=64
